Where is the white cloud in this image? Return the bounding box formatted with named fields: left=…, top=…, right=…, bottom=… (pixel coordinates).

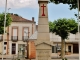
left=0, top=0, right=38, bottom=9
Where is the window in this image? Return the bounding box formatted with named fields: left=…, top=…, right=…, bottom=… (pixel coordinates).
left=57, top=46, right=61, bottom=50
left=4, top=46, right=6, bottom=50
left=4, top=42, right=7, bottom=45
left=23, top=27, right=29, bottom=41
left=52, top=46, right=54, bottom=53
left=12, top=27, right=18, bottom=41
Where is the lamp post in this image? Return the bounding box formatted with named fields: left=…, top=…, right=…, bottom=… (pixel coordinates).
left=2, top=0, right=7, bottom=60
left=77, top=0, right=80, bottom=60
left=24, top=31, right=29, bottom=59
left=8, top=8, right=11, bottom=13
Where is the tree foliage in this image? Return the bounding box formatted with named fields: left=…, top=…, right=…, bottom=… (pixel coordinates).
left=49, top=21, right=55, bottom=32
left=49, top=18, right=78, bottom=39
left=49, top=18, right=78, bottom=59
left=50, top=0, right=78, bottom=10
left=0, top=13, right=12, bottom=34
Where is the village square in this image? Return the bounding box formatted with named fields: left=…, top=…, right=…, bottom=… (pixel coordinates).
left=0, top=0, right=80, bottom=60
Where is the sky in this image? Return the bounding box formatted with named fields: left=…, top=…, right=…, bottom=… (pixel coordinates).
left=0, top=0, right=78, bottom=24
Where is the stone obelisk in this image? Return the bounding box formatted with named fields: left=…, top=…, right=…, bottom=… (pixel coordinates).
left=35, top=0, right=52, bottom=60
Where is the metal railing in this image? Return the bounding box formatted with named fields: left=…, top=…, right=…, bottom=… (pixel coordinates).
left=11, top=36, right=18, bottom=41
left=22, top=36, right=28, bottom=42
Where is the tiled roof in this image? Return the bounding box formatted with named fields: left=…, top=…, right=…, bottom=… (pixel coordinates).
left=10, top=13, right=35, bottom=23
left=29, top=31, right=37, bottom=39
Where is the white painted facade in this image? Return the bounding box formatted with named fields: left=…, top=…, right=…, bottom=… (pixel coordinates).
left=8, top=21, right=36, bottom=55
left=0, top=16, right=36, bottom=58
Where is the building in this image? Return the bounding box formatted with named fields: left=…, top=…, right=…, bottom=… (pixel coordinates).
left=0, top=13, right=36, bottom=58
left=0, top=13, right=79, bottom=58
left=50, top=32, right=79, bottom=54
left=29, top=30, right=79, bottom=54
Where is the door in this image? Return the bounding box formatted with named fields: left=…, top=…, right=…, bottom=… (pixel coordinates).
left=12, top=43, right=16, bottom=54
left=68, top=46, right=71, bottom=52
left=18, top=44, right=25, bottom=58
left=73, top=44, right=79, bottom=53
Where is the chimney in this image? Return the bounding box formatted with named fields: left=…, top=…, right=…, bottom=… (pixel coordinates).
left=32, top=17, right=34, bottom=21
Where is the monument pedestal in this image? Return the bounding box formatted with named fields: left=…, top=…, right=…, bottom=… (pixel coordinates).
left=35, top=41, right=52, bottom=60
left=35, top=0, right=52, bottom=60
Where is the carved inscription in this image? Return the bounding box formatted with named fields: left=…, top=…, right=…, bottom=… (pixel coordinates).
left=37, top=50, right=50, bottom=60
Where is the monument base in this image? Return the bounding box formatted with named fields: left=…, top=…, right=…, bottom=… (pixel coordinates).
left=35, top=41, right=52, bottom=60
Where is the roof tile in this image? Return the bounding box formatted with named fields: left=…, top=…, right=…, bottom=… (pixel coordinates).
left=10, top=14, right=35, bottom=23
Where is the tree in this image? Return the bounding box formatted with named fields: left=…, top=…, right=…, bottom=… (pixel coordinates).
left=49, top=18, right=78, bottom=59
left=0, top=13, right=12, bottom=34
left=50, top=0, right=79, bottom=10
left=49, top=21, right=55, bottom=32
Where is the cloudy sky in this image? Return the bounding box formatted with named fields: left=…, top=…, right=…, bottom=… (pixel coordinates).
left=0, top=0, right=38, bottom=8
left=0, top=0, right=78, bottom=24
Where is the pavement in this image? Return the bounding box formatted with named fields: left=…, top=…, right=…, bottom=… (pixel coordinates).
left=51, top=53, right=79, bottom=60
left=51, top=53, right=79, bottom=58
left=0, top=53, right=79, bottom=60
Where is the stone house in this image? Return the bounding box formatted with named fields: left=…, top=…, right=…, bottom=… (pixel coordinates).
left=0, top=13, right=36, bottom=58
left=29, top=30, right=79, bottom=54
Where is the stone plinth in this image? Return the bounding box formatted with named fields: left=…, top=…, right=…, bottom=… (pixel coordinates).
left=35, top=41, right=52, bottom=60
left=35, top=0, right=52, bottom=60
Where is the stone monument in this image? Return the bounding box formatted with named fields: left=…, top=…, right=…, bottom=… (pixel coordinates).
left=35, top=0, right=52, bottom=60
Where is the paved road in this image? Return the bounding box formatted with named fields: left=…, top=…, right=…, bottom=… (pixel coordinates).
left=0, top=54, right=79, bottom=60
left=0, top=58, right=79, bottom=60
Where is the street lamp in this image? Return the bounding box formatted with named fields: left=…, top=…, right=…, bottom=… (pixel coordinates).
left=2, top=0, right=7, bottom=60
left=24, top=31, right=29, bottom=59
left=8, top=8, right=11, bottom=13
left=77, top=0, right=80, bottom=60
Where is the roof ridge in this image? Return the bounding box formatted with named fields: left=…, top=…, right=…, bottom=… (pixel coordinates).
left=10, top=14, right=35, bottom=23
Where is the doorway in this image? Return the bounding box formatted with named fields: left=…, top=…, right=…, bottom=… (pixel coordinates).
left=12, top=43, right=16, bottom=54
left=18, top=44, right=25, bottom=58
left=68, top=46, right=71, bottom=52
left=73, top=44, right=79, bottom=53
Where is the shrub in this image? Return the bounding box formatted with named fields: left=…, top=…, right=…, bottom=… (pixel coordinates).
left=65, top=58, right=68, bottom=60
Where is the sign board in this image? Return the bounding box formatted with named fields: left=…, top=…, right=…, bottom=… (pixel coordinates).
left=37, top=50, right=50, bottom=60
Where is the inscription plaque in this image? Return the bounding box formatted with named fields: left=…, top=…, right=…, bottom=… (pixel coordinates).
left=37, top=50, right=50, bottom=60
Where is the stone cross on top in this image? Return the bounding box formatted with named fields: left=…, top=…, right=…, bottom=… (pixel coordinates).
left=38, top=0, right=49, bottom=17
